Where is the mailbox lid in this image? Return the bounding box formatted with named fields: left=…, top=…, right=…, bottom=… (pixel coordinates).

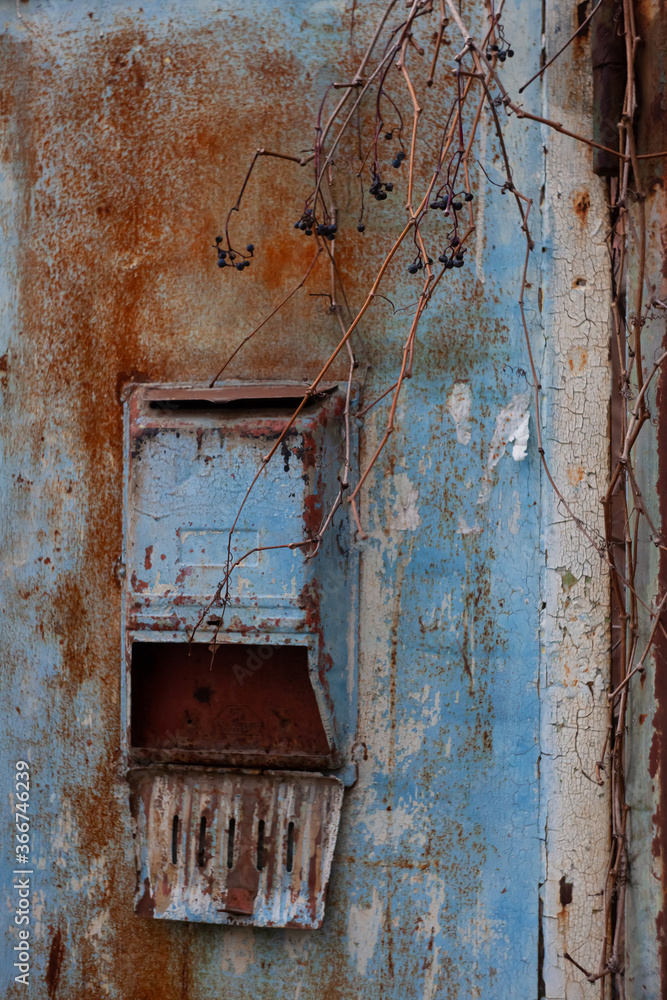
left=129, top=766, right=344, bottom=929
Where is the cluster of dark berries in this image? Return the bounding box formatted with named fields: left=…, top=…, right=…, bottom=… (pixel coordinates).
left=438, top=237, right=466, bottom=269
left=315, top=221, right=337, bottom=240
left=294, top=209, right=316, bottom=235
left=430, top=190, right=474, bottom=214
left=293, top=210, right=337, bottom=240
left=215, top=236, right=254, bottom=271
left=486, top=24, right=514, bottom=61
left=369, top=173, right=394, bottom=202
left=391, top=149, right=407, bottom=169
left=485, top=42, right=514, bottom=60
left=407, top=254, right=433, bottom=274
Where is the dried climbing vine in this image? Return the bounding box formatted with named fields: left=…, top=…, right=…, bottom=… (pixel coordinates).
left=194, top=2, right=667, bottom=992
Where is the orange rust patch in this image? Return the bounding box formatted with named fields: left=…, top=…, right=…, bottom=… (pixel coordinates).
left=573, top=189, right=591, bottom=222
left=568, top=349, right=589, bottom=374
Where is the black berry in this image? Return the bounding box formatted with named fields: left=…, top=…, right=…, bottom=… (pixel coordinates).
left=357, top=224, right=365, bottom=232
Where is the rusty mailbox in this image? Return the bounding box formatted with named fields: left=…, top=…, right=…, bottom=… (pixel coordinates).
left=122, top=382, right=358, bottom=929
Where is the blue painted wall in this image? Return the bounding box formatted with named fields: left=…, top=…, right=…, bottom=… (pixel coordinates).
left=0, top=1, right=545, bottom=996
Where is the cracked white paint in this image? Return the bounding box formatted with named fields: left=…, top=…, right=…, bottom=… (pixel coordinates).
left=477, top=393, right=530, bottom=503
left=540, top=6, right=611, bottom=994
left=447, top=381, right=472, bottom=445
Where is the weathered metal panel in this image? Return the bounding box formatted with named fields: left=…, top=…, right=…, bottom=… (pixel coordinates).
left=0, top=0, right=605, bottom=997
left=129, top=767, right=343, bottom=928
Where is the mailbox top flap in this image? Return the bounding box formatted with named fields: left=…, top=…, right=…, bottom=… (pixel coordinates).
left=126, top=380, right=340, bottom=424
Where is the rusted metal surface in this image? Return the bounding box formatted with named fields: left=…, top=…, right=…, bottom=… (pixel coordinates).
left=130, top=641, right=331, bottom=764
left=129, top=767, right=343, bottom=928
left=0, top=0, right=573, bottom=996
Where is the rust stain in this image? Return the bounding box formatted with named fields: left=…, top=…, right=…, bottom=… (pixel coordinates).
left=573, top=189, right=590, bottom=222
left=135, top=877, right=156, bottom=918
left=567, top=348, right=588, bottom=374
left=45, top=927, right=65, bottom=998
left=131, top=570, right=150, bottom=592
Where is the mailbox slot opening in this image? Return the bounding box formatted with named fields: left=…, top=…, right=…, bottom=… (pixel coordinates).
left=129, top=641, right=333, bottom=767
left=148, top=396, right=316, bottom=412
left=134, top=382, right=338, bottom=417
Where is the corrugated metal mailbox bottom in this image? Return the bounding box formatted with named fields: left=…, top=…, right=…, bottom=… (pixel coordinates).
left=128, top=768, right=344, bottom=929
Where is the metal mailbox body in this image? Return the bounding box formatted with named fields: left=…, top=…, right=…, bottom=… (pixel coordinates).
left=122, top=381, right=357, bottom=926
